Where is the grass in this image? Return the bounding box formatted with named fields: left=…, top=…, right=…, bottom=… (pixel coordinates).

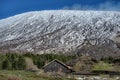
left=93, top=61, right=114, bottom=71
left=0, top=70, right=71, bottom=80
left=0, top=70, right=119, bottom=80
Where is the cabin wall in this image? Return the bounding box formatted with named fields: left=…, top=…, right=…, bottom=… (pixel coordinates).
left=44, top=61, right=72, bottom=73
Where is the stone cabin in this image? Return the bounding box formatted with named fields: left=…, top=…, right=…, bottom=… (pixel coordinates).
left=43, top=59, right=73, bottom=73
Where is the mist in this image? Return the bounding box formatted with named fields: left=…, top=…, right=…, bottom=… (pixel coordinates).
left=62, top=1, right=120, bottom=11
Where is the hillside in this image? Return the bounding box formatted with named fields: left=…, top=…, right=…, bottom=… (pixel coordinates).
left=0, top=10, right=120, bottom=55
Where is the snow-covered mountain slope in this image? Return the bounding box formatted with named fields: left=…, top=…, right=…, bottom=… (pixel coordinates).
left=0, top=10, right=120, bottom=54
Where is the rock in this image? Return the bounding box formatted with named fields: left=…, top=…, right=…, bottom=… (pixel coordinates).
left=102, top=78, right=108, bottom=80
left=76, top=77, right=84, bottom=80
left=116, top=77, right=120, bottom=80
left=93, top=77, right=101, bottom=80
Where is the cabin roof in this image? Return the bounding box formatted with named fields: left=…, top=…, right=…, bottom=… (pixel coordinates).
left=43, top=59, right=72, bottom=70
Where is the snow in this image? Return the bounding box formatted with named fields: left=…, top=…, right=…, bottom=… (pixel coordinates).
left=0, top=10, right=120, bottom=53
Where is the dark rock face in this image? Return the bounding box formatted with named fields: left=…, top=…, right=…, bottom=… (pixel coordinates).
left=0, top=10, right=120, bottom=54
left=76, top=43, right=120, bottom=60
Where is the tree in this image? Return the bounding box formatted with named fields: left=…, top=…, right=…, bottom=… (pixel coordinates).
left=2, top=59, right=12, bottom=70
left=17, top=56, right=26, bottom=70
left=74, top=55, right=94, bottom=72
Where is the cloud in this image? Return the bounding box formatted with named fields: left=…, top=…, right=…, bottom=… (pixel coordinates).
left=62, top=1, right=120, bottom=11
left=62, top=4, right=93, bottom=10
left=99, top=1, right=120, bottom=11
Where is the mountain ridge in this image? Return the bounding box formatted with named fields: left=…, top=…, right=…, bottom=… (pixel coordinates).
left=0, top=10, right=120, bottom=54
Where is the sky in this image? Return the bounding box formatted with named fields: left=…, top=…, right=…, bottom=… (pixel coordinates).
left=0, top=0, right=120, bottom=19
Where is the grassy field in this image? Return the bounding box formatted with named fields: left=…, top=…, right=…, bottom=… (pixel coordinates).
left=93, top=61, right=114, bottom=71
left=0, top=70, right=119, bottom=80
left=0, top=70, right=72, bottom=80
